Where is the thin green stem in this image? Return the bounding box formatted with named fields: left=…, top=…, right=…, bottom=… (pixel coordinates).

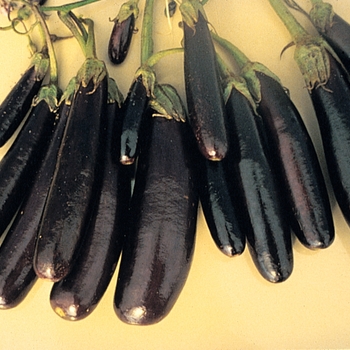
left=211, top=31, right=250, bottom=69
left=145, top=47, right=183, bottom=68
left=141, top=0, right=155, bottom=64
left=82, top=18, right=96, bottom=58
left=41, top=0, right=99, bottom=13
left=32, top=5, right=58, bottom=84
left=268, top=0, right=308, bottom=43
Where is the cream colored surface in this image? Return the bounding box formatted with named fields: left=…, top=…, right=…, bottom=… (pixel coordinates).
left=0, top=0, right=350, bottom=349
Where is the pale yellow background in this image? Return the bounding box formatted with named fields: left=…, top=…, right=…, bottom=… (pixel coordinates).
left=0, top=0, right=350, bottom=349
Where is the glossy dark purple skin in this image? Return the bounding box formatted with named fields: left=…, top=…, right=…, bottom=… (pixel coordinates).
left=310, top=52, right=350, bottom=225
left=114, top=114, right=199, bottom=325
left=313, top=13, right=350, bottom=73
left=34, top=77, right=108, bottom=282
left=50, top=102, right=131, bottom=321
left=196, top=156, right=245, bottom=257
left=0, top=65, right=45, bottom=147
left=225, top=87, right=293, bottom=283
left=108, top=14, right=135, bottom=65
left=0, top=102, right=69, bottom=309
left=119, top=75, right=149, bottom=165
left=0, top=98, right=56, bottom=236
left=183, top=11, right=228, bottom=161
left=256, top=72, right=334, bottom=249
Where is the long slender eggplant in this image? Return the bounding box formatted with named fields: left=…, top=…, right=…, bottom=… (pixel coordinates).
left=0, top=85, right=58, bottom=236
left=225, top=87, right=293, bottom=283
left=119, top=74, right=149, bottom=165
left=0, top=52, right=49, bottom=147
left=0, top=101, right=69, bottom=309
left=181, top=3, right=228, bottom=161
left=196, top=156, right=245, bottom=256
left=108, top=13, right=135, bottom=65
left=255, top=71, right=334, bottom=249
left=114, top=112, right=199, bottom=325
left=309, top=51, right=350, bottom=225
left=309, top=2, right=350, bottom=72
left=34, top=63, right=108, bottom=282
left=50, top=100, right=131, bottom=321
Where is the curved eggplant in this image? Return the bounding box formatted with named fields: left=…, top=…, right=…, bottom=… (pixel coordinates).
left=225, top=87, right=293, bottom=283
left=310, top=51, right=350, bottom=225
left=119, top=74, right=149, bottom=165
left=108, top=13, right=135, bottom=65
left=114, top=112, right=199, bottom=325
left=0, top=102, right=69, bottom=309
left=182, top=8, right=228, bottom=161
left=0, top=92, right=57, bottom=237
left=196, top=156, right=245, bottom=256
left=0, top=53, right=48, bottom=147
left=256, top=71, right=334, bottom=249
left=50, top=101, right=131, bottom=321
left=34, top=75, right=108, bottom=282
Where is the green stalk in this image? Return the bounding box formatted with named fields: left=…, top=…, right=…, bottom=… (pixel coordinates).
left=145, top=48, right=183, bottom=68
left=141, top=0, right=155, bottom=64
left=41, top=0, right=100, bottom=13
left=32, top=6, right=58, bottom=84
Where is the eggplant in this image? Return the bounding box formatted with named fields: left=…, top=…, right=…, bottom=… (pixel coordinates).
left=165, top=0, right=176, bottom=17
left=181, top=6, right=228, bottom=161
left=108, top=13, right=135, bottom=65
left=255, top=71, right=334, bottom=249
left=225, top=87, right=293, bottom=283
left=0, top=85, right=58, bottom=237
left=34, top=71, right=108, bottom=282
left=196, top=156, right=245, bottom=256
left=114, top=112, right=199, bottom=325
left=119, top=74, right=149, bottom=165
left=0, top=53, right=49, bottom=147
left=50, top=101, right=131, bottom=321
left=309, top=51, right=350, bottom=225
left=0, top=101, right=69, bottom=309
left=309, top=3, right=350, bottom=72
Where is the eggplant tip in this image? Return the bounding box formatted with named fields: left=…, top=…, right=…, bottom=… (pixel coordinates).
left=115, top=305, right=165, bottom=325
left=34, top=264, right=64, bottom=282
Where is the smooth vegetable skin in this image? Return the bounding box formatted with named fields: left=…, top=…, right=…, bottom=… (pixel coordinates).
left=114, top=113, right=199, bottom=325
left=108, top=14, right=135, bottom=65
left=183, top=11, right=228, bottom=161
left=0, top=65, right=46, bottom=147
left=196, top=156, right=245, bottom=256
left=34, top=77, right=108, bottom=282
left=0, top=98, right=57, bottom=236
left=50, top=102, right=131, bottom=321
left=0, top=102, right=69, bottom=309
left=119, top=75, right=149, bottom=164
left=310, top=52, right=350, bottom=225
left=256, top=71, right=334, bottom=249
left=225, top=87, right=293, bottom=283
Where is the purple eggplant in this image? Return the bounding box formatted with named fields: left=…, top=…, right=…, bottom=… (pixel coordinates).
left=114, top=112, right=199, bottom=325
left=225, top=86, right=293, bottom=283
left=50, top=100, right=131, bottom=321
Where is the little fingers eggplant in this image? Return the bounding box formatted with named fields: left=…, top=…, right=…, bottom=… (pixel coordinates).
left=0, top=52, right=49, bottom=147
left=225, top=86, right=293, bottom=283
left=34, top=59, right=108, bottom=282
left=114, top=112, right=199, bottom=325
left=181, top=2, right=228, bottom=161
left=50, top=94, right=131, bottom=321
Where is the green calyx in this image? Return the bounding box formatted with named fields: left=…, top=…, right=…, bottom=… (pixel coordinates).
left=309, top=2, right=334, bottom=33
left=108, top=77, right=124, bottom=107
left=31, top=52, right=50, bottom=81
left=33, top=84, right=61, bottom=111
left=293, top=35, right=330, bottom=90
left=76, top=57, right=108, bottom=90
left=135, top=65, right=156, bottom=97
left=59, top=76, right=78, bottom=105
left=240, top=62, right=281, bottom=103
left=111, top=0, right=139, bottom=23
left=149, top=83, right=187, bottom=122
left=179, top=0, right=206, bottom=30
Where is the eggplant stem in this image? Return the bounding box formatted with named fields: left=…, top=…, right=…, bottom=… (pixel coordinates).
left=32, top=5, right=58, bottom=84
left=141, top=0, right=155, bottom=64
left=40, top=0, right=100, bottom=13
left=145, top=48, right=183, bottom=68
